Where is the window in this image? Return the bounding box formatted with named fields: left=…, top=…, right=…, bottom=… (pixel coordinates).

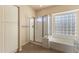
left=54, top=12, right=76, bottom=36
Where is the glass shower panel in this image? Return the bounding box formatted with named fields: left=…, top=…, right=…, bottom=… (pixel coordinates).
left=43, top=16, right=48, bottom=37
left=48, top=15, right=52, bottom=35
left=35, top=16, right=42, bottom=42
left=43, top=15, right=52, bottom=36
left=35, top=15, right=52, bottom=43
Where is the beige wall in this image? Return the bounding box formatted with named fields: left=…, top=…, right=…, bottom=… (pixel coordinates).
left=36, top=5, right=79, bottom=16
left=19, top=6, right=35, bottom=47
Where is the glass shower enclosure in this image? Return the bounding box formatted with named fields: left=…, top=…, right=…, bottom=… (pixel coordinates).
left=34, top=15, right=52, bottom=43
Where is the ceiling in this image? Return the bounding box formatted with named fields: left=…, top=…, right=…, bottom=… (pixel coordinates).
left=29, top=5, right=56, bottom=11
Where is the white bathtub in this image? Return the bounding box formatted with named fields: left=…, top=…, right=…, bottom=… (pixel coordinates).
left=45, top=35, right=75, bottom=53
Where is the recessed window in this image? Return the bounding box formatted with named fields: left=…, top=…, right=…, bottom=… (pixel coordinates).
left=54, top=12, right=76, bottom=36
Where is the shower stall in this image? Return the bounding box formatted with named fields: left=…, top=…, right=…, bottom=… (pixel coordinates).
left=34, top=15, right=52, bottom=43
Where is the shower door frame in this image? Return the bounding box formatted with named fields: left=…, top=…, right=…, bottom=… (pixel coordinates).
left=34, top=15, right=49, bottom=43
left=33, top=17, right=44, bottom=43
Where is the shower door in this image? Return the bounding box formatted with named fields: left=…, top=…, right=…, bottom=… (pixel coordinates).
left=43, top=16, right=48, bottom=37
left=35, top=16, right=43, bottom=42
left=34, top=15, right=50, bottom=43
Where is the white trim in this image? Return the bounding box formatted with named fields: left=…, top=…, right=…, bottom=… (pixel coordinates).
left=8, top=48, right=17, bottom=53
left=75, top=13, right=77, bottom=38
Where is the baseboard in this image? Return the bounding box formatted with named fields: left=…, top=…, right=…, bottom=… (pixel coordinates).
left=9, top=48, right=18, bottom=53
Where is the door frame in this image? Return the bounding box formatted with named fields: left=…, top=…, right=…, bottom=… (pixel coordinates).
left=14, top=6, right=20, bottom=52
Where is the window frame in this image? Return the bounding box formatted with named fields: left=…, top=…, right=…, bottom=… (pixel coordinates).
left=52, top=9, right=78, bottom=38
